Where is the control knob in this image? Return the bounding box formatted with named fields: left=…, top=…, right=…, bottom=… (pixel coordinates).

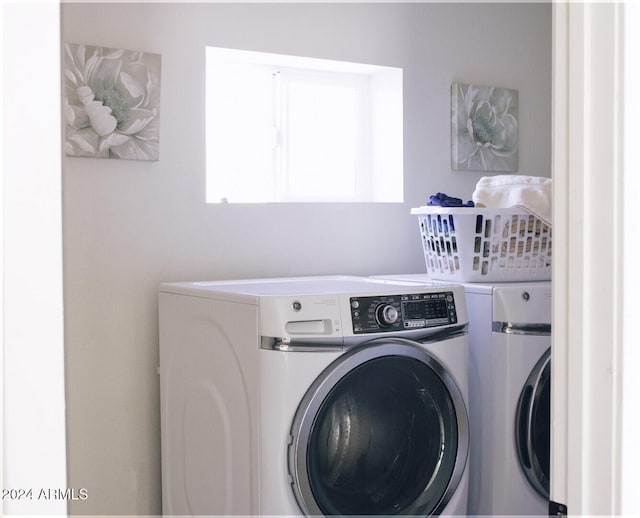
left=376, top=304, right=399, bottom=327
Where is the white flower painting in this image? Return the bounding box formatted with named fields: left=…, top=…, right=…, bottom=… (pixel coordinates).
left=64, top=43, right=161, bottom=161
left=451, top=82, right=518, bottom=172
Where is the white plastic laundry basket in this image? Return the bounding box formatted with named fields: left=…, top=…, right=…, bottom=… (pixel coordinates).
left=412, top=206, right=552, bottom=282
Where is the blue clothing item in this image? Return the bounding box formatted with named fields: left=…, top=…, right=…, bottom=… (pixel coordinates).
left=427, top=192, right=474, bottom=207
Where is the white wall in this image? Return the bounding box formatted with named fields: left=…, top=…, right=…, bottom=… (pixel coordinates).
left=60, top=2, right=551, bottom=514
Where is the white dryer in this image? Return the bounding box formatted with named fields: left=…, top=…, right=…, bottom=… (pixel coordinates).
left=159, top=276, right=470, bottom=516
left=371, top=275, right=551, bottom=516
left=464, top=281, right=551, bottom=517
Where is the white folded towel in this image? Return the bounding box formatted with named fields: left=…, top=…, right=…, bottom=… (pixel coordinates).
left=472, top=175, right=552, bottom=226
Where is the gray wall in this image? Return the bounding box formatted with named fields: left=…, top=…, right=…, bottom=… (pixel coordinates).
left=61, top=2, right=551, bottom=514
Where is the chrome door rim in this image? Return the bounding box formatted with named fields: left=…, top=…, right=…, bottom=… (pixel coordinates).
left=515, top=347, right=551, bottom=498
left=288, top=337, right=469, bottom=516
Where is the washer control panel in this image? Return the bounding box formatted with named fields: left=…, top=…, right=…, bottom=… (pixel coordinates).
left=350, top=292, right=457, bottom=334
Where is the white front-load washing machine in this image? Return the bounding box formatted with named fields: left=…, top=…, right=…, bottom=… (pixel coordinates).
left=372, top=275, right=551, bottom=516
left=159, top=275, right=470, bottom=516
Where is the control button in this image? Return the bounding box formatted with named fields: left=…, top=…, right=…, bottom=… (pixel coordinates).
left=376, top=304, right=399, bottom=327
left=404, top=320, right=426, bottom=329
left=351, top=300, right=360, bottom=309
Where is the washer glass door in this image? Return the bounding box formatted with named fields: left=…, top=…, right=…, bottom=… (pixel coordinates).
left=289, top=339, right=468, bottom=516
left=515, top=347, right=551, bottom=498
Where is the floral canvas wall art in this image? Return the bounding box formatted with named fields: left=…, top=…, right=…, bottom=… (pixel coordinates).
left=451, top=82, right=518, bottom=172
left=64, top=43, right=161, bottom=161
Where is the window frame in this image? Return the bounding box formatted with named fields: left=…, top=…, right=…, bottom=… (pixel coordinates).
left=205, top=47, right=403, bottom=204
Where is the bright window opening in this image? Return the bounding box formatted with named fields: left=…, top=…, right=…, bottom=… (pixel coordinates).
left=206, top=47, right=403, bottom=203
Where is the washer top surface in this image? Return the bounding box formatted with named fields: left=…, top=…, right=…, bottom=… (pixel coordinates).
left=372, top=273, right=444, bottom=285
left=160, top=275, right=463, bottom=303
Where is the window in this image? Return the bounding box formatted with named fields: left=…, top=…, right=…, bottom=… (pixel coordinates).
left=206, top=47, right=403, bottom=203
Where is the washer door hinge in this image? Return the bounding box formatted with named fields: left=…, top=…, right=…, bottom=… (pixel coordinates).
left=549, top=501, right=568, bottom=516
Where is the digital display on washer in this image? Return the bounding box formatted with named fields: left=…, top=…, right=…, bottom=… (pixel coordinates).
left=403, top=298, right=449, bottom=321
left=350, top=292, right=457, bottom=334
